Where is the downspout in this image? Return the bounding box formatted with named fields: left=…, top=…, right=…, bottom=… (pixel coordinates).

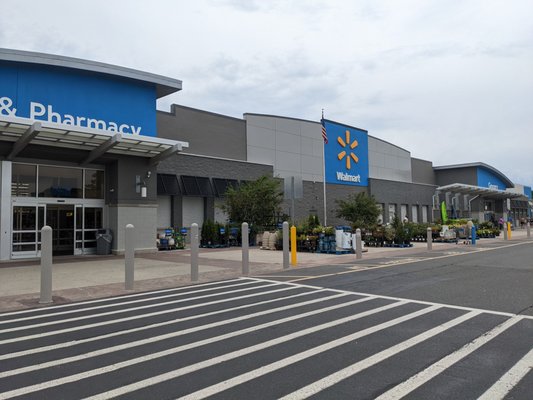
left=468, top=195, right=479, bottom=218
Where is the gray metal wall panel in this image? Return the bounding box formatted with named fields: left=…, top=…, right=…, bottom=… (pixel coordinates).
left=435, top=167, right=477, bottom=186
left=157, top=105, right=247, bottom=161
left=411, top=158, right=436, bottom=185
left=368, top=136, right=412, bottom=183
left=246, top=115, right=323, bottom=183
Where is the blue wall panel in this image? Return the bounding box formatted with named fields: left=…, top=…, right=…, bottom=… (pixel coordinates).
left=477, top=167, right=508, bottom=190
left=0, top=62, right=156, bottom=136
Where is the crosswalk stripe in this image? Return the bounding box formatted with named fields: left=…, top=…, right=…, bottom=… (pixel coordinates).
left=2, top=277, right=528, bottom=400
left=0, top=282, right=282, bottom=334
left=82, top=303, right=432, bottom=400
left=476, top=347, right=533, bottom=400
left=0, top=298, right=406, bottom=399
left=0, top=292, right=348, bottom=378
left=279, top=310, right=481, bottom=399
left=0, top=289, right=321, bottom=361
left=0, top=278, right=244, bottom=318
left=0, top=279, right=260, bottom=324
left=0, top=285, right=298, bottom=345
left=178, top=305, right=448, bottom=400
left=247, top=277, right=529, bottom=318
left=374, top=316, right=524, bottom=400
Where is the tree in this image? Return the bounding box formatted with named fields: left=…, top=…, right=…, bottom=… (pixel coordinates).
left=335, top=192, right=380, bottom=231
left=220, top=176, right=283, bottom=229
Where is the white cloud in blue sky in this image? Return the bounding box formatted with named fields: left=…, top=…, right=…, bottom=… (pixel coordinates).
left=1, top=0, right=532, bottom=184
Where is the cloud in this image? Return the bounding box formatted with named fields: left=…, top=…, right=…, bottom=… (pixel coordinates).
left=1, top=0, right=532, bottom=185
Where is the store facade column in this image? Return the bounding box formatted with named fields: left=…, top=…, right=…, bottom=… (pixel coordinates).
left=0, top=161, right=12, bottom=260
left=106, top=156, right=158, bottom=255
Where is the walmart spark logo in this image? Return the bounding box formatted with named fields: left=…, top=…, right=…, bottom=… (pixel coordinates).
left=337, top=129, right=358, bottom=169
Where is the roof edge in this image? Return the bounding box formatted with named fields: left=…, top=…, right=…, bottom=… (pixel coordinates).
left=434, top=162, right=514, bottom=188
left=0, top=48, right=182, bottom=98
left=243, top=113, right=319, bottom=125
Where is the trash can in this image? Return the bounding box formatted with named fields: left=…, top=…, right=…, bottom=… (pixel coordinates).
left=96, top=229, right=113, bottom=255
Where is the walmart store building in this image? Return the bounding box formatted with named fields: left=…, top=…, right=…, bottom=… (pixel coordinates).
left=1, top=49, right=530, bottom=260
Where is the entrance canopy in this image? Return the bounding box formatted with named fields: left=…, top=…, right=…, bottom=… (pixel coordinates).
left=0, top=115, right=189, bottom=165
left=436, top=183, right=523, bottom=200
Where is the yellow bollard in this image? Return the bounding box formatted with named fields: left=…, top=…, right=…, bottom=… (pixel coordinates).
left=507, top=222, right=512, bottom=240
left=290, top=225, right=297, bottom=266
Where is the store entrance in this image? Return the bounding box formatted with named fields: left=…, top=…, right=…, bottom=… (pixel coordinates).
left=46, top=205, right=75, bottom=256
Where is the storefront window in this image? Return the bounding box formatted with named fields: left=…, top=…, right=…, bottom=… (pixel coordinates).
left=411, top=205, right=419, bottom=223
left=377, top=204, right=384, bottom=224
left=13, top=206, right=36, bottom=231
left=83, top=207, right=103, bottom=249
left=39, top=166, right=83, bottom=198
left=401, top=204, right=408, bottom=221
left=12, top=164, right=37, bottom=197
left=422, top=206, right=429, bottom=223
left=388, top=204, right=396, bottom=223
left=85, top=169, right=105, bottom=199
left=12, top=206, right=38, bottom=253
left=84, top=207, right=103, bottom=229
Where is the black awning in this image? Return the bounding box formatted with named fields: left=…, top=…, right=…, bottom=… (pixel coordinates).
left=157, top=174, right=181, bottom=195
left=196, top=176, right=214, bottom=197
left=213, top=178, right=239, bottom=197
left=181, top=175, right=214, bottom=197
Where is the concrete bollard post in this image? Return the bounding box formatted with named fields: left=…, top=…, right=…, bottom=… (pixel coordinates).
left=242, top=222, right=249, bottom=276
left=503, top=223, right=508, bottom=241
left=527, top=222, right=531, bottom=238
left=39, top=225, right=53, bottom=304
left=191, top=223, right=199, bottom=281
left=125, top=224, right=135, bottom=290
left=355, top=228, right=362, bottom=259
left=427, top=227, right=432, bottom=251
left=282, top=221, right=289, bottom=269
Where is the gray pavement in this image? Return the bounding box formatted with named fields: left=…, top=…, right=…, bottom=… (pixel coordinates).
left=0, top=229, right=530, bottom=312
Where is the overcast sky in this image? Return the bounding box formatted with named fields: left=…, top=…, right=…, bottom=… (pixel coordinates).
left=1, top=0, right=532, bottom=185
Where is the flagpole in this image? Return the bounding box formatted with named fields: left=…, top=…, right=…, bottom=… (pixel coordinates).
left=323, top=136, right=327, bottom=227
left=321, top=109, right=327, bottom=227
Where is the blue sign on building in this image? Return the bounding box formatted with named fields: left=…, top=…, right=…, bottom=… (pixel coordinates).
left=0, top=62, right=157, bottom=136
left=323, top=120, right=369, bottom=186
left=477, top=167, right=508, bottom=190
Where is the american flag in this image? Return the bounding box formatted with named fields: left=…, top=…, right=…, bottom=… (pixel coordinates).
left=321, top=113, right=328, bottom=144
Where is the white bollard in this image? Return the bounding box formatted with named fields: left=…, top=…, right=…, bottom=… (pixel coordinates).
left=282, top=222, right=289, bottom=269
left=242, top=222, right=249, bottom=276
left=527, top=222, right=530, bottom=239
left=427, top=227, right=432, bottom=251
left=125, top=224, right=135, bottom=290
left=39, top=226, right=53, bottom=304
left=191, top=223, right=199, bottom=281
left=355, top=228, right=362, bottom=259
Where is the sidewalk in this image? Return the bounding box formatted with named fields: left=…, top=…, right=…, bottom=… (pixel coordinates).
left=0, top=230, right=530, bottom=312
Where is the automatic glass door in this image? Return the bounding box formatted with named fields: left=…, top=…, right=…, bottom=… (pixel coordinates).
left=46, top=205, right=75, bottom=256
